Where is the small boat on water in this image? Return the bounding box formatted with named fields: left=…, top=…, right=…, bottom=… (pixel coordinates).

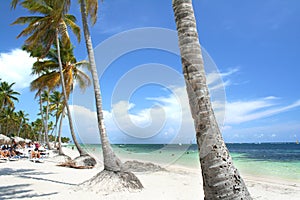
left=296, top=139, right=299, bottom=145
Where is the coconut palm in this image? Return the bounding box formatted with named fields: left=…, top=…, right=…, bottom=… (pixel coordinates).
left=172, top=0, right=251, bottom=199
left=31, top=118, right=43, bottom=141
left=12, top=0, right=96, bottom=166
left=30, top=42, right=91, bottom=156
left=77, top=0, right=143, bottom=190
left=16, top=110, right=29, bottom=137
left=79, top=0, right=122, bottom=171
left=41, top=90, right=52, bottom=149
left=49, top=91, right=64, bottom=141
left=0, top=81, right=20, bottom=110
left=0, top=107, right=17, bottom=136
left=49, top=90, right=68, bottom=156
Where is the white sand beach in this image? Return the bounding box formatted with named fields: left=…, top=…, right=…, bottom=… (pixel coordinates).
left=0, top=147, right=299, bottom=200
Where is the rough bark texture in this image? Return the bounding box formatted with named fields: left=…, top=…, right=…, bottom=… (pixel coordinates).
left=55, top=31, right=87, bottom=157
left=57, top=111, right=64, bottom=155
left=172, top=0, right=252, bottom=199
left=79, top=0, right=142, bottom=190
left=80, top=0, right=122, bottom=171
left=44, top=95, right=51, bottom=150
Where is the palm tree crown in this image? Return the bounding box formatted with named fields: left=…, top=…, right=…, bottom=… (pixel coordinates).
left=0, top=81, right=20, bottom=110
left=12, top=0, right=80, bottom=57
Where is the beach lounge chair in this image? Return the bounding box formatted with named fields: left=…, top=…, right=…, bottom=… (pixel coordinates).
left=38, top=147, right=49, bottom=158
left=30, top=157, right=44, bottom=163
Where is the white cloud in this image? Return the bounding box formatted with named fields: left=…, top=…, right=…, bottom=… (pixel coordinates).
left=206, top=67, right=239, bottom=90
left=225, top=97, right=300, bottom=124
left=68, top=67, right=300, bottom=144
left=70, top=88, right=300, bottom=144
left=0, top=49, right=36, bottom=89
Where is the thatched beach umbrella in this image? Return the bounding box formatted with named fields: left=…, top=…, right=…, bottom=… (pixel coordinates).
left=0, top=134, right=11, bottom=144
left=25, top=138, right=32, bottom=143
left=12, top=136, right=25, bottom=143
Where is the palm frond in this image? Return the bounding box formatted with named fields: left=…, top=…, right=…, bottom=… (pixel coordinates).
left=65, top=15, right=81, bottom=43
left=86, top=0, right=98, bottom=25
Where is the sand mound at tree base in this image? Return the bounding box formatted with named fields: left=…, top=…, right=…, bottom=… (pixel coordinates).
left=123, top=160, right=167, bottom=173
left=77, top=170, right=143, bottom=194
left=57, top=155, right=96, bottom=169
left=51, top=154, right=72, bottom=164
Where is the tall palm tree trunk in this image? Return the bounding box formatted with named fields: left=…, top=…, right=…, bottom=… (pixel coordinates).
left=57, top=110, right=64, bottom=155
left=172, top=0, right=252, bottom=199
left=38, top=93, right=45, bottom=143
left=56, top=30, right=87, bottom=156
left=44, top=93, right=51, bottom=149
left=17, top=120, right=23, bottom=137
left=79, top=0, right=122, bottom=171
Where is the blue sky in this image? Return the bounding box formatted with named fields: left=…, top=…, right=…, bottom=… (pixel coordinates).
left=0, top=0, right=300, bottom=144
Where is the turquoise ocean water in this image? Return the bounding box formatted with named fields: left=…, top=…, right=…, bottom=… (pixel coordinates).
left=71, top=143, right=300, bottom=182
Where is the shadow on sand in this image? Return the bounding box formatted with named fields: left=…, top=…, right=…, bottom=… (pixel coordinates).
left=0, top=184, right=58, bottom=199
left=0, top=167, right=76, bottom=199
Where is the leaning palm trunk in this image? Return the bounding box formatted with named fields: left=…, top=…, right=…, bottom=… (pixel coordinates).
left=39, top=93, right=45, bottom=143
left=77, top=0, right=143, bottom=192
left=55, top=30, right=87, bottom=156
left=57, top=110, right=64, bottom=155
left=79, top=0, right=122, bottom=171
left=172, top=0, right=252, bottom=199
left=17, top=120, right=23, bottom=137
left=44, top=93, right=51, bottom=150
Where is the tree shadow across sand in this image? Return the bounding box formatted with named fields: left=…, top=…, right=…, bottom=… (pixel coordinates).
left=0, top=167, right=76, bottom=198
left=0, top=168, right=52, bottom=176
left=0, top=184, right=58, bottom=199
left=0, top=167, right=76, bottom=186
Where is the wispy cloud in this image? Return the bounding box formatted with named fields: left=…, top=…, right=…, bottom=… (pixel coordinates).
left=70, top=67, right=300, bottom=143
left=225, top=98, right=300, bottom=124
left=206, top=67, right=239, bottom=91
left=0, top=49, right=36, bottom=89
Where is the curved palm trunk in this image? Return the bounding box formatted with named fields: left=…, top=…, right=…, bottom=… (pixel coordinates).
left=57, top=111, right=64, bottom=155
left=53, top=116, right=59, bottom=145
left=17, top=120, right=23, bottom=137
left=38, top=94, right=45, bottom=143
left=44, top=93, right=51, bottom=149
left=79, top=0, right=122, bottom=171
left=56, top=31, right=87, bottom=156
left=172, top=0, right=252, bottom=199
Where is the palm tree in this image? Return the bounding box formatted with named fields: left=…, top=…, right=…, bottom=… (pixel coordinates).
left=41, top=90, right=52, bottom=149
left=16, top=110, right=29, bottom=137
left=77, top=0, right=143, bottom=190
left=0, top=107, right=17, bottom=136
left=31, top=118, right=43, bottom=141
left=30, top=42, right=91, bottom=155
left=49, top=90, right=69, bottom=156
left=172, top=0, right=251, bottom=199
left=79, top=0, right=122, bottom=171
left=49, top=91, right=64, bottom=142
left=0, top=81, right=20, bottom=110
left=12, top=1, right=95, bottom=164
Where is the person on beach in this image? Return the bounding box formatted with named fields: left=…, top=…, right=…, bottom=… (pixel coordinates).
left=0, top=146, right=11, bottom=158
left=31, top=149, right=41, bottom=158
left=8, top=140, right=19, bottom=157
left=31, top=142, right=41, bottom=158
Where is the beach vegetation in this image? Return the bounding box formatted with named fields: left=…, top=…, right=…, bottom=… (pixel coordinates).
left=12, top=0, right=96, bottom=167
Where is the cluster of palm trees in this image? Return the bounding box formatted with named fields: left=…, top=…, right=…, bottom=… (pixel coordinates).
left=7, top=0, right=251, bottom=198
left=10, top=0, right=128, bottom=177
left=0, top=79, right=70, bottom=144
